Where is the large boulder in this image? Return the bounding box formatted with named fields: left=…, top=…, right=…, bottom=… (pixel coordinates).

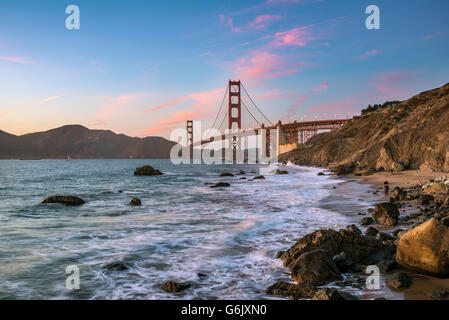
left=290, top=249, right=341, bottom=286
left=372, top=202, right=400, bottom=226
left=265, top=281, right=349, bottom=300
left=134, top=165, right=163, bottom=176
left=278, top=228, right=396, bottom=268
left=42, top=195, right=85, bottom=206
left=396, top=218, right=449, bottom=277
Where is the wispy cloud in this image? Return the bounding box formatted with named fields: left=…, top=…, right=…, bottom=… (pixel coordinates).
left=372, top=70, right=417, bottom=99
left=233, top=50, right=299, bottom=85
left=270, top=26, right=315, bottom=47
left=221, top=14, right=282, bottom=33
left=286, top=82, right=328, bottom=118
left=0, top=56, right=33, bottom=64
left=357, top=49, right=384, bottom=60
left=420, top=29, right=449, bottom=41
left=0, top=94, right=65, bottom=117
left=94, top=93, right=144, bottom=126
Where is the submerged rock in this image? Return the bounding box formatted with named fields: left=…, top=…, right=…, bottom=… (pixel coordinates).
left=103, top=261, right=128, bottom=271
left=130, top=197, right=142, bottom=206
left=386, top=273, right=413, bottom=289
left=265, top=281, right=351, bottom=300
left=134, top=165, right=163, bottom=176
left=361, top=217, right=374, bottom=225
left=276, top=169, right=288, bottom=175
left=211, top=182, right=230, bottom=188
left=219, top=172, right=234, bottom=177
left=253, top=175, right=265, bottom=180
left=42, top=195, right=85, bottom=206
left=372, top=203, right=400, bottom=226
left=396, top=218, right=449, bottom=277
left=161, top=281, right=191, bottom=293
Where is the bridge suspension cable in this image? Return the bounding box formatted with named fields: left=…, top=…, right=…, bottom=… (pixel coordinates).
left=211, top=84, right=229, bottom=130
left=241, top=83, right=274, bottom=127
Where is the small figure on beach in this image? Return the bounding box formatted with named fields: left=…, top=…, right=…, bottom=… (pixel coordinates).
left=384, top=181, right=389, bottom=196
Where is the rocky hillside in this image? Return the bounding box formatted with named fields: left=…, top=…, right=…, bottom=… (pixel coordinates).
left=0, top=125, right=176, bottom=159
left=280, top=82, right=449, bottom=174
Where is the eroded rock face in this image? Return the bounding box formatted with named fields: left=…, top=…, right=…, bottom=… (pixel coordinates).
left=134, top=165, right=163, bottom=176
left=372, top=203, right=400, bottom=226
left=290, top=249, right=341, bottom=286
left=42, top=195, right=85, bottom=206
left=278, top=228, right=396, bottom=269
left=396, top=218, right=449, bottom=277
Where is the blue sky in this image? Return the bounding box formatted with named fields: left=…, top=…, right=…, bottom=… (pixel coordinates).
left=0, top=0, right=448, bottom=138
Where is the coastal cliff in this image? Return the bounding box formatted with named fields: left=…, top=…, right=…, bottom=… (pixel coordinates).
left=280, top=82, right=449, bottom=173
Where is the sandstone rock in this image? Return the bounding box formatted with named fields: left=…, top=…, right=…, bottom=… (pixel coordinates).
left=334, top=164, right=354, bottom=176
left=211, top=182, right=230, bottom=188
left=418, top=194, right=434, bottom=206
left=365, top=227, right=379, bottom=238
left=134, top=165, right=163, bottom=176
left=396, top=218, right=449, bottom=277
left=423, top=183, right=449, bottom=194
left=130, top=197, right=141, bottom=206
left=42, top=195, right=85, bottom=206
left=290, top=249, right=341, bottom=286
left=265, top=281, right=316, bottom=299
left=312, top=288, right=346, bottom=300
left=372, top=203, right=400, bottom=226
left=361, top=217, right=374, bottom=225
left=376, top=259, right=397, bottom=273
left=392, top=187, right=407, bottom=201
left=219, top=172, right=234, bottom=177
left=386, top=273, right=413, bottom=289
left=278, top=228, right=396, bottom=269
left=161, top=281, right=191, bottom=293
left=376, top=232, right=396, bottom=242
left=345, top=224, right=362, bottom=234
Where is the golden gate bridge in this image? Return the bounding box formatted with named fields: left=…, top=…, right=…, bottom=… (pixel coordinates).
left=187, top=80, right=349, bottom=161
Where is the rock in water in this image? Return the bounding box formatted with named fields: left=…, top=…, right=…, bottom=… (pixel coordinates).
left=161, top=281, right=191, bottom=293
left=276, top=170, right=288, bottom=175
left=396, top=218, right=449, bottom=277
left=42, top=195, right=85, bottom=206
left=290, top=249, right=341, bottom=286
left=372, top=203, right=400, bottom=226
left=265, top=281, right=316, bottom=299
left=103, top=261, right=128, bottom=271
left=130, top=197, right=142, bottom=206
left=219, top=172, right=234, bottom=177
left=253, top=175, right=265, bottom=180
left=134, top=165, right=163, bottom=176
left=361, top=217, right=374, bottom=225
left=210, top=182, right=230, bottom=188
left=386, top=273, right=413, bottom=289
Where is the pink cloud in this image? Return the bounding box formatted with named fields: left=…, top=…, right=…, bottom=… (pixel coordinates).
left=139, top=88, right=225, bottom=136
left=357, top=49, right=383, bottom=60
left=145, top=96, right=189, bottom=112
left=286, top=82, right=328, bottom=117
left=271, top=26, right=316, bottom=47
left=420, top=29, right=449, bottom=41
left=219, top=14, right=281, bottom=33
left=372, top=71, right=417, bottom=99
left=0, top=56, right=33, bottom=64
left=94, top=93, right=144, bottom=126
left=233, top=51, right=299, bottom=84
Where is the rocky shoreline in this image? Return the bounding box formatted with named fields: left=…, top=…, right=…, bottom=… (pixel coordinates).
left=265, top=170, right=449, bottom=300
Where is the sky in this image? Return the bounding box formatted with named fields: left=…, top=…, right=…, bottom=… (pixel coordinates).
left=0, top=0, right=448, bottom=139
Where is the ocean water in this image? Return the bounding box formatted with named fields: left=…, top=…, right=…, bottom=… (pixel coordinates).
left=0, top=159, right=379, bottom=300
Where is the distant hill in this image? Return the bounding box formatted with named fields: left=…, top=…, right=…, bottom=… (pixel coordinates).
left=0, top=125, right=177, bottom=159
left=280, top=82, right=449, bottom=173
